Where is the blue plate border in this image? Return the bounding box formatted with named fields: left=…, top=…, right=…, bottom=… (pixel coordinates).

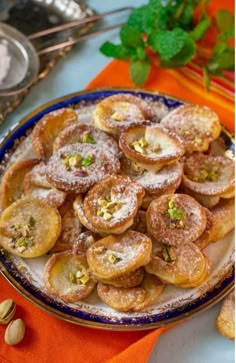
left=0, top=88, right=234, bottom=330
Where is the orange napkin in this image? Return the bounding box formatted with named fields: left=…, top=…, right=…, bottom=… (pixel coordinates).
left=0, top=1, right=234, bottom=363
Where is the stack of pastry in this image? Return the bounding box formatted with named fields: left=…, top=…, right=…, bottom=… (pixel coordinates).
left=0, top=93, right=234, bottom=312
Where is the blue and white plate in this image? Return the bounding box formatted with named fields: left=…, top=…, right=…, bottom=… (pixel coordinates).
left=0, top=89, right=234, bottom=330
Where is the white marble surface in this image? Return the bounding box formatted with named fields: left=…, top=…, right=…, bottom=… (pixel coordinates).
left=0, top=1, right=234, bottom=362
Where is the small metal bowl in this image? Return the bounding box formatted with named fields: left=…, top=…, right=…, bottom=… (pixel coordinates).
left=0, top=22, right=39, bottom=96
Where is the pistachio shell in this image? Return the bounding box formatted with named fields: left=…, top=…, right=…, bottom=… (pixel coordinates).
left=4, top=318, right=26, bottom=345
left=0, top=299, right=16, bottom=325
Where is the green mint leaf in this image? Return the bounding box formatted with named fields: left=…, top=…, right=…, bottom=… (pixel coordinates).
left=148, top=28, right=187, bottom=61
left=213, top=41, right=228, bottom=56
left=136, top=47, right=147, bottom=61
left=190, top=16, right=211, bottom=41
left=100, top=42, right=134, bottom=60
left=127, top=5, right=152, bottom=33
left=81, top=156, right=93, bottom=167
left=28, top=216, right=36, bottom=227
left=208, top=47, right=234, bottom=72
left=216, top=9, right=234, bottom=33
left=175, top=3, right=194, bottom=30
left=218, top=28, right=234, bottom=41
left=120, top=24, right=144, bottom=48
left=161, top=33, right=196, bottom=67
left=130, top=60, right=151, bottom=86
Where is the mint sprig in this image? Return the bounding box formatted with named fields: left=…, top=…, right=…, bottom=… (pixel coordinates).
left=99, top=1, right=234, bottom=90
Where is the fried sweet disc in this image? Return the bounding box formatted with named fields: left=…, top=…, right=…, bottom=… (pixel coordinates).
left=72, top=231, right=98, bottom=258
left=98, top=267, right=145, bottom=288
left=83, top=175, right=144, bottom=234
left=194, top=208, right=215, bottom=250
left=51, top=206, right=82, bottom=253
left=160, top=104, right=221, bottom=153
left=133, top=273, right=165, bottom=311
left=208, top=198, right=235, bottom=243
left=32, top=108, right=78, bottom=159
left=87, top=230, right=152, bottom=280
left=46, top=144, right=120, bottom=193
left=119, top=125, right=184, bottom=171
left=97, top=282, right=146, bottom=312
left=73, top=195, right=100, bottom=234
left=0, top=196, right=61, bottom=258
left=0, top=158, right=39, bottom=210
left=23, top=161, right=66, bottom=208
left=53, top=123, right=118, bottom=155
left=147, top=194, right=207, bottom=246
left=216, top=291, right=235, bottom=340
left=183, top=153, right=235, bottom=200
left=145, top=242, right=208, bottom=288
left=93, top=93, right=151, bottom=136
left=44, top=251, right=96, bottom=303
left=120, top=156, right=183, bottom=209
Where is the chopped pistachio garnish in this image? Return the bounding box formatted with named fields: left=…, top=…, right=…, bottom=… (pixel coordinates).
left=103, top=212, right=113, bottom=221
left=131, top=137, right=149, bottom=154
left=79, top=275, right=90, bottom=285
left=111, top=111, right=124, bottom=121
left=162, top=246, right=174, bottom=263
left=80, top=133, right=96, bottom=144
left=81, top=154, right=93, bottom=167
left=193, top=165, right=220, bottom=183
left=97, top=197, right=124, bottom=221
left=17, top=246, right=27, bottom=253
left=69, top=272, right=77, bottom=284
left=167, top=199, right=185, bottom=224
left=15, top=237, right=27, bottom=248
left=194, top=137, right=203, bottom=146
left=64, top=154, right=82, bottom=169
left=108, top=253, right=117, bottom=264
left=28, top=216, right=36, bottom=227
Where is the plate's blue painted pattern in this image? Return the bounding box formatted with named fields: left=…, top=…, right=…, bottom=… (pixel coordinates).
left=0, top=90, right=234, bottom=328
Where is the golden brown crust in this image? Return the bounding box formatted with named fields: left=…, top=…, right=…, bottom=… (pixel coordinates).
left=83, top=175, right=144, bottom=234
left=23, top=161, right=67, bottom=208
left=73, top=195, right=101, bottom=234
left=0, top=158, right=39, bottom=210
left=209, top=198, right=235, bottom=242
left=51, top=208, right=82, bottom=253
left=183, top=153, right=235, bottom=198
left=93, top=93, right=151, bottom=135
left=46, top=144, right=120, bottom=193
left=160, top=104, right=221, bottom=153
left=147, top=194, right=207, bottom=246
left=98, top=267, right=145, bottom=288
left=44, top=251, right=96, bottom=303
left=145, top=242, right=208, bottom=288
left=72, top=231, right=98, bottom=258
left=216, top=291, right=235, bottom=340
left=0, top=196, right=61, bottom=258
left=97, top=282, right=146, bottom=312
left=87, top=230, right=152, bottom=280
left=194, top=208, right=215, bottom=250
left=53, top=123, right=119, bottom=155
left=119, top=125, right=184, bottom=171
left=133, top=273, right=165, bottom=311
left=32, top=108, right=78, bottom=160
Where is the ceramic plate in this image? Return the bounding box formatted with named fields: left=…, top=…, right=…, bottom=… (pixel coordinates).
left=0, top=89, right=234, bottom=330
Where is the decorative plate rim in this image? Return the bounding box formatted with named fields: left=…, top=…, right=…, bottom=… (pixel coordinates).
left=0, top=88, right=234, bottom=331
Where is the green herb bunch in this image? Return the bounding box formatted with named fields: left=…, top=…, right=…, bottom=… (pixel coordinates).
left=100, top=0, right=234, bottom=89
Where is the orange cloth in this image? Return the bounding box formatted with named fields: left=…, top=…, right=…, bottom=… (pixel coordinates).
left=0, top=1, right=234, bottom=363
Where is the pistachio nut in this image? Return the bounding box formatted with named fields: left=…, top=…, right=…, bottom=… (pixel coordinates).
left=4, top=318, right=26, bottom=345
left=0, top=299, right=16, bottom=325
